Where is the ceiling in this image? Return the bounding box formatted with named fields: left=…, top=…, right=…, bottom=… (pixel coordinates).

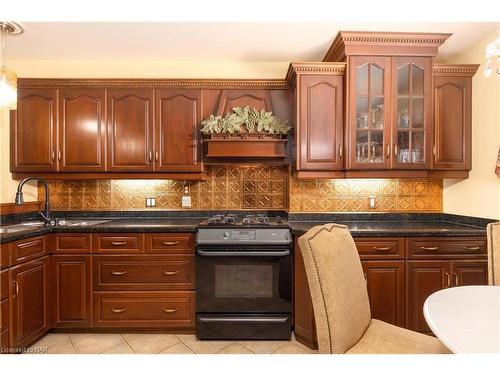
left=5, top=22, right=499, bottom=62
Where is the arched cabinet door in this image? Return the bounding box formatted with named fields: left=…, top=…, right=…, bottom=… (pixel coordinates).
left=107, top=90, right=154, bottom=172
left=155, top=90, right=203, bottom=172
left=11, top=88, right=58, bottom=172
left=59, top=89, right=107, bottom=172
left=298, top=74, right=344, bottom=171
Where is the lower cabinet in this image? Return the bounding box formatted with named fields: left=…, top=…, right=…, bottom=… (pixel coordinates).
left=10, top=256, right=51, bottom=349
left=362, top=261, right=405, bottom=328
left=51, top=255, right=92, bottom=328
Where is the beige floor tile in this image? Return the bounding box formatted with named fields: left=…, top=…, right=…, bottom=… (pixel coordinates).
left=68, top=333, right=94, bottom=344
left=216, top=342, right=254, bottom=354
left=239, top=340, right=288, bottom=354
left=72, top=333, right=125, bottom=354
left=101, top=342, right=135, bottom=354
left=272, top=342, right=317, bottom=354
left=176, top=335, right=234, bottom=354
left=127, top=334, right=180, bottom=354
left=121, top=333, right=140, bottom=342
left=158, top=342, right=195, bottom=354
left=30, top=333, right=71, bottom=350
left=47, top=343, right=78, bottom=354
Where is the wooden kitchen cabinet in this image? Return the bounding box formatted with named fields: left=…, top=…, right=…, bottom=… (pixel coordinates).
left=11, top=88, right=58, bottom=172
left=10, top=256, right=51, bottom=349
left=107, top=89, right=154, bottom=172
left=155, top=90, right=203, bottom=172
left=362, top=260, right=405, bottom=327
left=287, top=63, right=346, bottom=179
left=433, top=65, right=478, bottom=173
left=51, top=255, right=92, bottom=328
left=58, top=89, right=107, bottom=172
left=451, top=260, right=487, bottom=287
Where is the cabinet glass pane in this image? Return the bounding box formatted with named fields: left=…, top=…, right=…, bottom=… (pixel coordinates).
left=370, top=65, right=383, bottom=96
left=356, top=64, right=369, bottom=95
left=412, top=98, right=424, bottom=128
left=356, top=97, right=369, bottom=129
left=411, top=131, right=425, bottom=163
left=397, top=64, right=410, bottom=96
left=355, top=131, right=369, bottom=163
left=369, top=131, right=384, bottom=163
left=370, top=97, right=384, bottom=129
left=397, top=131, right=410, bottom=163
left=355, top=130, right=384, bottom=164
left=397, top=98, right=410, bottom=129
left=412, top=65, right=424, bottom=96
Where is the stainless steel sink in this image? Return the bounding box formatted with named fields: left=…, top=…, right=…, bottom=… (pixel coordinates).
left=0, top=226, right=28, bottom=234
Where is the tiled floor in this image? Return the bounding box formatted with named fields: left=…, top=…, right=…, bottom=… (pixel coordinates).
left=26, top=332, right=318, bottom=354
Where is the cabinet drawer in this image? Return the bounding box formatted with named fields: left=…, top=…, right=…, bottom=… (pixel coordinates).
left=408, top=237, right=487, bottom=258
left=93, top=291, right=195, bottom=327
left=12, top=236, right=48, bottom=264
left=93, top=234, right=144, bottom=254
left=54, top=234, right=92, bottom=253
left=146, top=233, right=195, bottom=254
left=0, top=299, right=7, bottom=330
left=0, top=269, right=8, bottom=300
left=94, top=255, right=195, bottom=290
left=354, top=238, right=404, bottom=259
left=1, top=242, right=11, bottom=269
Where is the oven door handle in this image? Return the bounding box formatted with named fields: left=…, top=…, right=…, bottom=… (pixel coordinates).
left=197, top=316, right=290, bottom=323
left=196, top=249, right=290, bottom=257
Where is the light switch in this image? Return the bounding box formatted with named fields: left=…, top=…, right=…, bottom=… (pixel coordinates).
left=369, top=196, right=376, bottom=209
left=145, top=197, right=156, bottom=207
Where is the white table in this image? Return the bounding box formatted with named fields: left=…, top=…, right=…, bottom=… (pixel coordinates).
left=424, top=285, right=500, bottom=353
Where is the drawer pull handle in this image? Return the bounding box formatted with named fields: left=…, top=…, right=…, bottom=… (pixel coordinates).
left=420, top=246, right=439, bottom=251
left=453, top=272, right=459, bottom=286
left=111, top=241, right=127, bottom=246
left=162, top=241, right=180, bottom=246
left=111, top=308, right=127, bottom=313
left=163, top=271, right=179, bottom=276
left=111, top=270, right=127, bottom=276
left=373, top=246, right=391, bottom=252
left=163, top=308, right=178, bottom=314
left=445, top=272, right=451, bottom=288
left=463, top=246, right=480, bottom=251
left=13, top=280, right=19, bottom=297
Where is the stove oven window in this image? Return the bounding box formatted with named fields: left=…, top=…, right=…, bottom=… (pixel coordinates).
left=214, top=264, right=278, bottom=298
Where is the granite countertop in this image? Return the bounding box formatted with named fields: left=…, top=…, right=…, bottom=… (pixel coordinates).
left=289, top=220, right=487, bottom=237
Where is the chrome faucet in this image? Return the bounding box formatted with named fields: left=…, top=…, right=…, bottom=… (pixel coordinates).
left=15, top=177, right=52, bottom=223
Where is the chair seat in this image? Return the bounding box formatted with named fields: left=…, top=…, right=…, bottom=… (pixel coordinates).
left=346, top=319, right=451, bottom=354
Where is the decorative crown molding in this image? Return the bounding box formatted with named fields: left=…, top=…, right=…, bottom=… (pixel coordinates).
left=433, top=64, right=480, bottom=77
left=323, top=31, right=452, bottom=61
left=285, top=62, right=347, bottom=87
left=17, top=78, right=290, bottom=90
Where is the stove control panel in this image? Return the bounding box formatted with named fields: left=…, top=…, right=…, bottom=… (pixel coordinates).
left=197, top=228, right=291, bottom=244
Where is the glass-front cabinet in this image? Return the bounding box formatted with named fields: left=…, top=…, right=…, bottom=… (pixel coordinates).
left=349, top=56, right=391, bottom=169
left=348, top=56, right=432, bottom=170
left=392, top=57, right=432, bottom=169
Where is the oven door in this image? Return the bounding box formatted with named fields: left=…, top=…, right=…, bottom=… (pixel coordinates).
left=195, top=246, right=292, bottom=314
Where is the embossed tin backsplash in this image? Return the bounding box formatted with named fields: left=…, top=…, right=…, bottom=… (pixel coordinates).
left=41, top=166, right=443, bottom=212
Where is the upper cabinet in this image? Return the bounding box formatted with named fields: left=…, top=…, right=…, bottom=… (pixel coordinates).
left=107, top=89, right=154, bottom=172
left=287, top=63, right=346, bottom=178
left=433, top=65, right=479, bottom=173
left=155, top=90, right=203, bottom=173
left=59, top=89, right=107, bottom=172
left=11, top=88, right=58, bottom=172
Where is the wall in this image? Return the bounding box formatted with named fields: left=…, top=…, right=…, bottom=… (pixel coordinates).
left=442, top=27, right=500, bottom=220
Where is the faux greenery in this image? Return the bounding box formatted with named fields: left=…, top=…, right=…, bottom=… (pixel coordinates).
left=201, top=106, right=291, bottom=135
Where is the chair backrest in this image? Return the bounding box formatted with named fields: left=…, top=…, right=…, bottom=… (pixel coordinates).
left=487, top=222, right=500, bottom=285
left=298, top=224, right=371, bottom=354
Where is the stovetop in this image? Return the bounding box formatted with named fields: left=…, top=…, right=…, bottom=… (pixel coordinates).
left=199, top=214, right=288, bottom=228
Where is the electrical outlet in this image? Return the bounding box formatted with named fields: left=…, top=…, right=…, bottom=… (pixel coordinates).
left=182, top=196, right=191, bottom=208
left=368, top=196, right=377, bottom=209
left=145, top=197, right=156, bottom=207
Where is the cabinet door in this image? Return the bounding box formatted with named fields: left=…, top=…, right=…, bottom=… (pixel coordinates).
left=107, top=89, right=154, bottom=171
left=362, top=260, right=405, bottom=327
left=155, top=90, right=202, bottom=172
left=433, top=75, right=472, bottom=170
left=10, top=256, right=50, bottom=348
left=348, top=56, right=391, bottom=170
left=11, top=88, right=58, bottom=172
left=59, top=89, right=106, bottom=171
left=406, top=260, right=450, bottom=333
left=51, top=255, right=92, bottom=328
left=298, top=74, right=343, bottom=171
left=451, top=260, right=487, bottom=287
left=391, top=57, right=432, bottom=169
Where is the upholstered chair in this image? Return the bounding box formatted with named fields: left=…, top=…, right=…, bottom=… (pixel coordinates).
left=487, top=222, right=500, bottom=285
left=298, top=223, right=450, bottom=354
